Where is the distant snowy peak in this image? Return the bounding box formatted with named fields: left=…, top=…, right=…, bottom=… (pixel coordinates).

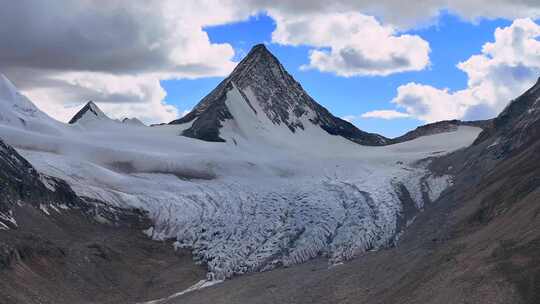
left=0, top=73, right=42, bottom=118
left=122, top=117, right=145, bottom=126
left=0, top=73, right=18, bottom=102
left=169, top=44, right=388, bottom=146
left=69, top=101, right=114, bottom=125
left=69, top=101, right=147, bottom=128
left=0, top=73, right=55, bottom=130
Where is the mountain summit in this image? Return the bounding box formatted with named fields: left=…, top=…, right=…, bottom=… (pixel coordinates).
left=69, top=101, right=113, bottom=125
left=169, top=44, right=388, bottom=145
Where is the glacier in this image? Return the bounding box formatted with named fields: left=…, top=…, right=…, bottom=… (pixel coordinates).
left=0, top=73, right=482, bottom=280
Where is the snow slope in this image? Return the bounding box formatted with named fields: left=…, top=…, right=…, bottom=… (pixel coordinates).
left=122, top=117, right=146, bottom=126
left=0, top=73, right=482, bottom=280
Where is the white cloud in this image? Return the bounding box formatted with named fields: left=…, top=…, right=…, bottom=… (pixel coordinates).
left=271, top=11, right=430, bottom=76
left=181, top=109, right=192, bottom=117
left=23, top=72, right=180, bottom=124
left=341, top=115, right=358, bottom=122
left=246, top=1, right=540, bottom=29
left=0, top=1, right=252, bottom=124
left=371, top=18, right=540, bottom=122
left=361, top=110, right=411, bottom=119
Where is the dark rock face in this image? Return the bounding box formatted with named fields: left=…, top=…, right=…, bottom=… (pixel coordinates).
left=0, top=139, right=80, bottom=228
left=170, top=44, right=388, bottom=145
left=173, top=82, right=234, bottom=142
left=474, top=78, right=540, bottom=154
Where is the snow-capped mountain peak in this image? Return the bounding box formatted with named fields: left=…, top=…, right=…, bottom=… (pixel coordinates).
left=0, top=73, right=58, bottom=133
left=169, top=44, right=388, bottom=146
left=69, top=101, right=114, bottom=125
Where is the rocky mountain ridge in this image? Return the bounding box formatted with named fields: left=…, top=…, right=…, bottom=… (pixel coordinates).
left=390, top=119, right=492, bottom=144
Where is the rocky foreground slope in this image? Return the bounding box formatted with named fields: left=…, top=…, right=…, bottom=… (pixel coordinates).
left=0, top=138, right=206, bottom=304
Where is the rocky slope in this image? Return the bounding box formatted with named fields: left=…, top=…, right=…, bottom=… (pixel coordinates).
left=473, top=77, right=540, bottom=153
left=390, top=119, right=492, bottom=144
left=169, top=44, right=388, bottom=145
left=0, top=138, right=205, bottom=304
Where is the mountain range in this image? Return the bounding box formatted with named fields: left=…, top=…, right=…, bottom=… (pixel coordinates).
left=0, top=44, right=538, bottom=304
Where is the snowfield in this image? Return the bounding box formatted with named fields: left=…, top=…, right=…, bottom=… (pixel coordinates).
left=0, top=74, right=482, bottom=280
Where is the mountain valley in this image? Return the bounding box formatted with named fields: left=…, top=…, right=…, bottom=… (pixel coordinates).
left=0, top=45, right=538, bottom=304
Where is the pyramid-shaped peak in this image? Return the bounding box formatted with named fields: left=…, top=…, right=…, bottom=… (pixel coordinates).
left=69, top=101, right=110, bottom=124
left=169, top=44, right=388, bottom=146
left=224, top=43, right=293, bottom=94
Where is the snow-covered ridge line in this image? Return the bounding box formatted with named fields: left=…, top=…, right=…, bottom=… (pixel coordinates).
left=0, top=73, right=482, bottom=280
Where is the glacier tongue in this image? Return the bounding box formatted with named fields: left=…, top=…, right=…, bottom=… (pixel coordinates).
left=16, top=126, right=472, bottom=280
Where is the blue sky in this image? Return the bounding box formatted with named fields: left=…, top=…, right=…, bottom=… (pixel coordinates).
left=162, top=13, right=511, bottom=138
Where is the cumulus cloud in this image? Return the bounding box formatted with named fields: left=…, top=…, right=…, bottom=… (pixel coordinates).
left=270, top=12, right=430, bottom=76
left=344, top=110, right=410, bottom=122
left=367, top=18, right=540, bottom=122
left=245, top=1, right=540, bottom=29
left=21, top=72, right=179, bottom=123
left=256, top=1, right=540, bottom=78
left=361, top=110, right=411, bottom=119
